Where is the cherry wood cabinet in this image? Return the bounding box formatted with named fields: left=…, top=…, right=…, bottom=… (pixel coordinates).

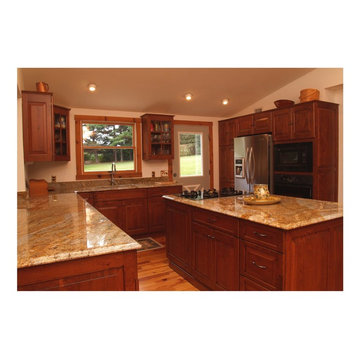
left=253, top=111, right=272, bottom=134
left=218, top=119, right=236, bottom=146
left=22, top=91, right=71, bottom=162
left=147, top=185, right=182, bottom=233
left=80, top=185, right=182, bottom=237
left=219, top=101, right=339, bottom=201
left=166, top=200, right=192, bottom=272
left=273, top=102, right=315, bottom=141
left=164, top=199, right=343, bottom=291
left=22, top=91, right=54, bottom=162
left=272, top=108, right=292, bottom=141
left=141, top=113, right=174, bottom=160
left=292, top=102, right=315, bottom=140
left=235, top=114, right=254, bottom=136
left=219, top=145, right=234, bottom=189
left=121, top=198, right=149, bottom=236
left=53, top=105, right=70, bottom=161
left=93, top=189, right=148, bottom=236
left=18, top=250, right=138, bottom=291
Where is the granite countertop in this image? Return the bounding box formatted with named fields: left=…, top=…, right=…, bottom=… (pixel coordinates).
left=47, top=178, right=180, bottom=194
left=73, top=181, right=180, bottom=193
left=17, top=193, right=141, bottom=269
left=163, top=195, right=343, bottom=230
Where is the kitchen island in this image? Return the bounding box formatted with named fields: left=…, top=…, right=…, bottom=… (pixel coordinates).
left=17, top=193, right=141, bottom=291
left=164, top=195, right=343, bottom=291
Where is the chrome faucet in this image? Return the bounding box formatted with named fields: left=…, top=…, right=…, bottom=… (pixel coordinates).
left=110, top=162, right=116, bottom=185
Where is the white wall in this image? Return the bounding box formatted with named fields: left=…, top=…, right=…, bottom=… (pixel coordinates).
left=26, top=107, right=220, bottom=188
left=231, top=68, right=343, bottom=203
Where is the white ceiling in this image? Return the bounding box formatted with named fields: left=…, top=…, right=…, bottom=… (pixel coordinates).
left=20, top=68, right=314, bottom=118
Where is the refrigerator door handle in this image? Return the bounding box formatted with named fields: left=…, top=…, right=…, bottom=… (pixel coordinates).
left=244, top=147, right=250, bottom=183
left=250, top=146, right=256, bottom=184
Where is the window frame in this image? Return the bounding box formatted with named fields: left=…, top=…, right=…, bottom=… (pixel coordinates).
left=178, top=131, right=204, bottom=178
left=75, top=115, right=142, bottom=180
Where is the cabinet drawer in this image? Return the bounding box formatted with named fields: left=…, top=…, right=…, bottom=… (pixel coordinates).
left=192, top=208, right=238, bottom=236
left=239, top=276, right=272, bottom=291
left=148, top=185, right=182, bottom=197
left=240, top=241, right=283, bottom=289
left=239, top=220, right=283, bottom=252
left=94, top=189, right=147, bottom=201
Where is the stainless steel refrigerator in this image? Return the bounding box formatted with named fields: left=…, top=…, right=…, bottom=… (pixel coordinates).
left=234, top=134, right=273, bottom=194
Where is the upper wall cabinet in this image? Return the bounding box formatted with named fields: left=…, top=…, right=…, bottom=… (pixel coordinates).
left=141, top=113, right=174, bottom=160
left=53, top=105, right=71, bottom=161
left=273, top=102, right=315, bottom=142
left=230, top=111, right=272, bottom=138
left=22, top=91, right=53, bottom=162
left=22, top=91, right=71, bottom=162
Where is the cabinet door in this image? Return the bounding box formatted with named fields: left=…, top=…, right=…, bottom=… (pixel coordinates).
left=213, top=230, right=239, bottom=291
left=219, top=120, right=236, bottom=146
left=292, top=103, right=315, bottom=140
left=22, top=92, right=53, bottom=162
left=272, top=108, right=292, bottom=141
left=165, top=201, right=191, bottom=271
left=219, top=145, right=234, bottom=189
left=235, top=115, right=254, bottom=136
left=148, top=196, right=165, bottom=233
left=53, top=105, right=70, bottom=161
left=253, top=111, right=272, bottom=134
left=192, top=222, right=214, bottom=289
left=94, top=200, right=121, bottom=226
left=122, top=198, right=148, bottom=236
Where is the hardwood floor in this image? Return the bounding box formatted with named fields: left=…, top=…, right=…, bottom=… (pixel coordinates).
left=136, top=235, right=198, bottom=291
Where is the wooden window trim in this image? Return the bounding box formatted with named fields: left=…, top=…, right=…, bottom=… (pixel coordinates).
left=75, top=115, right=142, bottom=180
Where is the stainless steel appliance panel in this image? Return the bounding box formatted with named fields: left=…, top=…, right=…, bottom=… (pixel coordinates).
left=234, top=134, right=272, bottom=194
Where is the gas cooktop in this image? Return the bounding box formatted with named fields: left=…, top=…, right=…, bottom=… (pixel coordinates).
left=178, top=188, right=243, bottom=200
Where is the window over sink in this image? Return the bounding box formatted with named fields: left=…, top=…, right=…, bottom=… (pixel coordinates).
left=75, top=115, right=142, bottom=179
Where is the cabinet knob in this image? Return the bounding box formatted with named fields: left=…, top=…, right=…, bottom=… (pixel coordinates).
left=207, top=234, right=215, bottom=239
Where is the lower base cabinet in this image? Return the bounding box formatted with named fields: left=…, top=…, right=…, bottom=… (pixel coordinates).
left=166, top=201, right=191, bottom=272
left=192, top=222, right=239, bottom=291
left=79, top=185, right=182, bottom=237
left=18, top=250, right=139, bottom=291
left=165, top=199, right=343, bottom=291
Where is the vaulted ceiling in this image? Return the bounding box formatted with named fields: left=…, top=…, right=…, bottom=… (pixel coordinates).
left=20, top=68, right=314, bottom=118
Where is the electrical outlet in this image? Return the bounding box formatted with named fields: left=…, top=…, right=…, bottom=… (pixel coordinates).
left=152, top=171, right=155, bottom=178
left=51, top=176, right=56, bottom=182
left=160, top=170, right=168, bottom=177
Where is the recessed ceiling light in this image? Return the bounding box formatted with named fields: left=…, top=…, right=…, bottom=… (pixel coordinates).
left=88, top=83, right=96, bottom=92
left=222, top=98, right=229, bottom=105
left=185, top=93, right=192, bottom=101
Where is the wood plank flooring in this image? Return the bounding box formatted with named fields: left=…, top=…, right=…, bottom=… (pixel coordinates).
left=136, top=235, right=198, bottom=291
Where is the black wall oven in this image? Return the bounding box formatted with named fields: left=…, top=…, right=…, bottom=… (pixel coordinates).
left=274, top=142, right=313, bottom=173
left=274, top=174, right=313, bottom=199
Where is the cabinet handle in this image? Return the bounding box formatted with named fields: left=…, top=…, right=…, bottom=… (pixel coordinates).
left=253, top=231, right=267, bottom=237
left=207, top=234, right=215, bottom=239
left=252, top=261, right=267, bottom=269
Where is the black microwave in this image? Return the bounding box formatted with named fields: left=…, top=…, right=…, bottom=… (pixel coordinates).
left=274, top=142, right=313, bottom=172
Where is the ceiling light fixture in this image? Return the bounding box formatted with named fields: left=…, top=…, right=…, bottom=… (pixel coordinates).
left=185, top=93, right=192, bottom=101
left=222, top=98, right=229, bottom=105
left=88, top=83, right=96, bottom=92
